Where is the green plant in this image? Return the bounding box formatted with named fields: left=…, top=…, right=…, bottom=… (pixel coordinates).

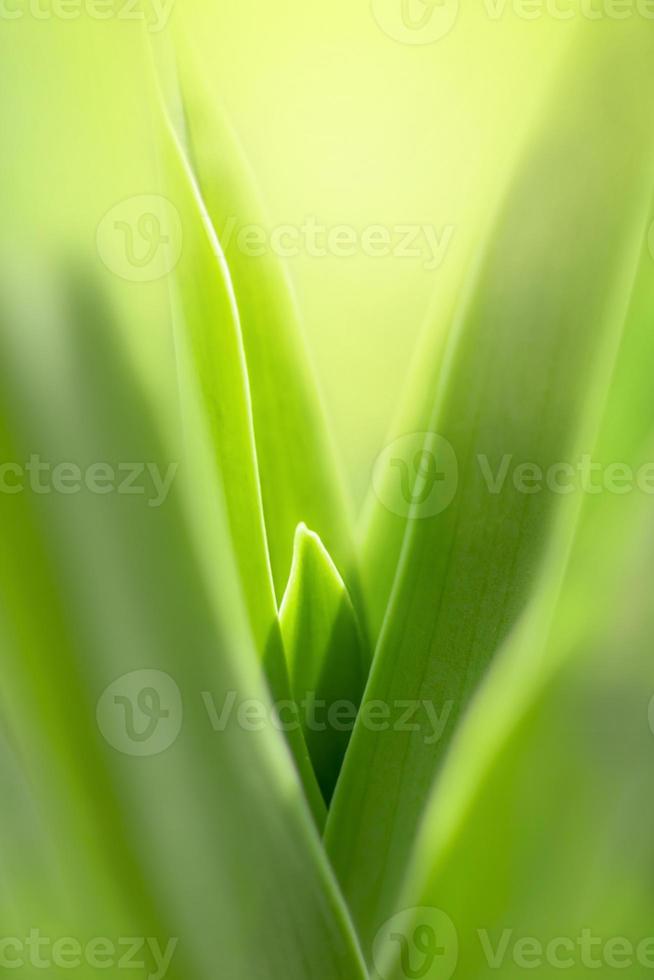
left=1, top=16, right=653, bottom=980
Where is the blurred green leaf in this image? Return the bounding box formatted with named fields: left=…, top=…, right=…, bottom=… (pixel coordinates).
left=384, top=253, right=654, bottom=972
left=326, top=24, right=654, bottom=956
left=383, top=509, right=654, bottom=980
left=0, top=266, right=366, bottom=978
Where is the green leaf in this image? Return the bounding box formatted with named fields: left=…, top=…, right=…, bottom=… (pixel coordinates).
left=381, top=515, right=654, bottom=980
left=169, top=39, right=364, bottom=622
left=382, top=274, right=654, bottom=972
left=325, top=24, right=654, bottom=956
left=158, top=103, right=326, bottom=827
left=0, top=265, right=367, bottom=979
left=280, top=523, right=366, bottom=803
left=358, top=319, right=450, bottom=642
left=160, top=103, right=275, bottom=657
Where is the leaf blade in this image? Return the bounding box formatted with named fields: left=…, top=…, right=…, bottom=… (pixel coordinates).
left=0, top=264, right=367, bottom=979
left=326, top=24, right=654, bottom=955
left=280, top=523, right=366, bottom=803
left=171, top=40, right=363, bottom=620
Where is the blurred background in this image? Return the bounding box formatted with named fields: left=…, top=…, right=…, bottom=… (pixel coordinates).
left=0, top=0, right=578, bottom=507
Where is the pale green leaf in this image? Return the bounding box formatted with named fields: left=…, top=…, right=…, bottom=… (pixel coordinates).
left=326, top=24, right=654, bottom=955
left=384, top=259, right=654, bottom=973
left=169, top=40, right=363, bottom=620
left=158, top=103, right=326, bottom=826
left=0, top=266, right=366, bottom=979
